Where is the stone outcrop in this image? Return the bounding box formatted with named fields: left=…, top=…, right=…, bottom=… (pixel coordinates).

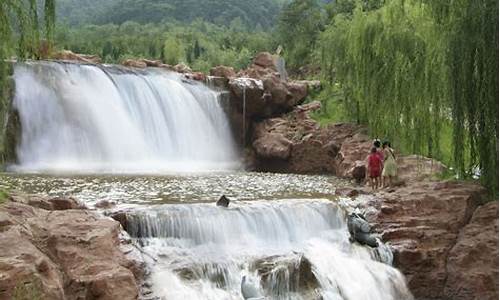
left=444, top=201, right=498, bottom=300
left=227, top=53, right=308, bottom=120
left=210, top=65, right=236, bottom=79
left=0, top=194, right=142, bottom=300
left=355, top=181, right=497, bottom=300
left=122, top=59, right=147, bottom=68
left=51, top=50, right=102, bottom=64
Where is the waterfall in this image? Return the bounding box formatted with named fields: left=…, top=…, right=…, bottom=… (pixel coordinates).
left=11, top=61, right=238, bottom=173
left=125, top=199, right=413, bottom=300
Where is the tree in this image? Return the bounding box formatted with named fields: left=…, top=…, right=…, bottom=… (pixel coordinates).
left=163, top=36, right=185, bottom=65
left=277, top=0, right=325, bottom=69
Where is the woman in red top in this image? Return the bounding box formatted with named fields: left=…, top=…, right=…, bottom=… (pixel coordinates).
left=367, top=147, right=383, bottom=191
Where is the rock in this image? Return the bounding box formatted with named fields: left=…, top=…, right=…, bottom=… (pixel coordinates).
left=347, top=212, right=378, bottom=247
left=228, top=77, right=266, bottom=117
left=397, top=155, right=448, bottom=182
left=253, top=52, right=276, bottom=69
left=9, top=194, right=85, bottom=211
left=251, top=253, right=319, bottom=296
left=335, top=188, right=364, bottom=198
left=174, top=63, right=192, bottom=73
left=110, top=212, right=129, bottom=231
left=122, top=59, right=147, bottom=68
left=159, top=63, right=174, bottom=70
left=350, top=161, right=367, bottom=184
left=184, top=72, right=206, bottom=81
left=0, top=227, right=65, bottom=299
left=0, top=195, right=141, bottom=300
left=253, top=133, right=292, bottom=160
left=140, top=59, right=162, bottom=67
left=210, top=66, right=236, bottom=79
left=443, top=201, right=498, bottom=300
left=216, top=195, right=230, bottom=208
left=52, top=50, right=101, bottom=64
left=360, top=181, right=492, bottom=299
left=95, top=200, right=116, bottom=209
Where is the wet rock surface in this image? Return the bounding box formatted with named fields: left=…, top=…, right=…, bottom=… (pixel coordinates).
left=356, top=181, right=498, bottom=300
left=0, top=194, right=142, bottom=300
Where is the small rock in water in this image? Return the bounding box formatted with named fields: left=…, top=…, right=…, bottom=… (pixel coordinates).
left=95, top=200, right=116, bottom=209
left=241, top=275, right=264, bottom=300
left=347, top=212, right=378, bottom=248
left=216, top=195, right=230, bottom=207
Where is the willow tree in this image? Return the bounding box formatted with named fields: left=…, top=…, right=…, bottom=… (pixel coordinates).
left=426, top=0, right=499, bottom=194
left=0, top=0, right=56, bottom=161
left=318, top=0, right=498, bottom=195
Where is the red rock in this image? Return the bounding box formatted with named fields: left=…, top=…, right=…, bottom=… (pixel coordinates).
left=122, top=59, right=147, bottom=68
left=444, top=201, right=498, bottom=300
left=0, top=195, right=141, bottom=300
left=252, top=52, right=276, bottom=69
left=52, top=50, right=101, bottom=64
left=253, top=133, right=292, bottom=160
left=210, top=66, right=236, bottom=78
left=174, top=63, right=192, bottom=73
left=360, top=181, right=493, bottom=299
left=140, top=59, right=162, bottom=67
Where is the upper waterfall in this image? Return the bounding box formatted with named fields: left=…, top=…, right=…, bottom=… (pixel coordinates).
left=11, top=61, right=239, bottom=173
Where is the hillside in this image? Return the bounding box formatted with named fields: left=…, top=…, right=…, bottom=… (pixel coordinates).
left=57, top=0, right=287, bottom=28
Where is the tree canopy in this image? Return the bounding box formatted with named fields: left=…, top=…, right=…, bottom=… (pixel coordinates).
left=56, top=0, right=287, bottom=29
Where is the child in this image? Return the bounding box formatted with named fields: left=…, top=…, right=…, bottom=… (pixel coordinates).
left=373, top=139, right=384, bottom=188
left=367, top=147, right=383, bottom=191
left=382, top=141, right=397, bottom=187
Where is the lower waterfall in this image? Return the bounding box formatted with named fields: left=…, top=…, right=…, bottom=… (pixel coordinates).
left=11, top=62, right=238, bottom=173
left=125, top=199, right=413, bottom=300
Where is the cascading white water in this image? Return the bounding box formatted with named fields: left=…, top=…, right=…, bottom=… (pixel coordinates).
left=11, top=61, right=238, bottom=173
left=126, top=199, right=413, bottom=300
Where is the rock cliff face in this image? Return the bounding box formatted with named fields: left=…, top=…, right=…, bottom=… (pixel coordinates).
left=349, top=181, right=498, bottom=300
left=0, top=194, right=142, bottom=300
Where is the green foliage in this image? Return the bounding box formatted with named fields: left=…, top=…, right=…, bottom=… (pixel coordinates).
left=163, top=36, right=185, bottom=65
left=55, top=20, right=275, bottom=71
left=314, top=0, right=498, bottom=194
left=56, top=0, right=285, bottom=29
left=0, top=189, right=8, bottom=204
left=276, top=0, right=325, bottom=69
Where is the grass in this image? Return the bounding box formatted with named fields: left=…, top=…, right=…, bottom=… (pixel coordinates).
left=0, top=189, right=9, bottom=204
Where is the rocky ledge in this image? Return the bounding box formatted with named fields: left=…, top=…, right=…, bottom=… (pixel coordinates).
left=345, top=181, right=498, bottom=300
left=0, top=194, right=143, bottom=300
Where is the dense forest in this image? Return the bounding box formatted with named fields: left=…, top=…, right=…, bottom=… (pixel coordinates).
left=1, top=0, right=498, bottom=194
left=56, top=0, right=288, bottom=28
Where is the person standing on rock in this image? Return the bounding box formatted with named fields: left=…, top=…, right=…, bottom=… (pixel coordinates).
left=382, top=141, right=397, bottom=187
left=367, top=147, right=383, bottom=191
left=374, top=139, right=384, bottom=188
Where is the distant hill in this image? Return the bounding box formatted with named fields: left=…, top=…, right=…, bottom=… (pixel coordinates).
left=57, top=0, right=288, bottom=28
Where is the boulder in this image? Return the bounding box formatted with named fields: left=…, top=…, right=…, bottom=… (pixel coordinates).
left=122, top=59, right=147, bottom=68
left=444, top=201, right=498, bottom=300
left=216, top=195, right=230, bottom=208
left=9, top=194, right=85, bottom=211
left=95, top=200, right=116, bottom=209
left=210, top=66, right=236, bottom=79
left=253, top=133, right=292, bottom=160
left=228, top=77, right=266, bottom=117
left=140, top=59, right=162, bottom=67
left=252, top=52, right=276, bottom=69
left=174, top=63, right=192, bottom=73
left=360, top=181, right=493, bottom=299
left=184, top=72, right=206, bottom=81
left=51, top=50, right=101, bottom=64
left=0, top=195, right=141, bottom=300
